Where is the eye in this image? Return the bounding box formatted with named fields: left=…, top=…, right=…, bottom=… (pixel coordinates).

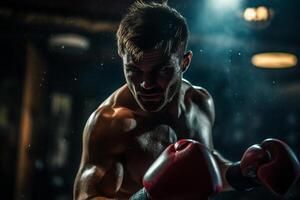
left=158, top=66, right=172, bottom=74
left=159, top=67, right=168, bottom=72
left=125, top=66, right=141, bottom=74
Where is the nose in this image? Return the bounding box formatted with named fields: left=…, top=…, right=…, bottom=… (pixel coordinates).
left=140, top=73, right=156, bottom=89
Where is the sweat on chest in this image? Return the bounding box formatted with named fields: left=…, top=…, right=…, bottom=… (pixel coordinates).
left=123, top=124, right=178, bottom=183
left=134, top=124, right=178, bottom=157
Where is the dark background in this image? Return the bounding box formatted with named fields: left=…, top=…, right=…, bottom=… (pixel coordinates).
left=0, top=0, right=300, bottom=199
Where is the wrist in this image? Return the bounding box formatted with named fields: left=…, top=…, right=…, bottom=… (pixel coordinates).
left=130, top=188, right=150, bottom=200
left=225, top=162, right=260, bottom=191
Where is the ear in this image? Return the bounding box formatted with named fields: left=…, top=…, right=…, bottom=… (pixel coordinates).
left=181, top=50, right=193, bottom=73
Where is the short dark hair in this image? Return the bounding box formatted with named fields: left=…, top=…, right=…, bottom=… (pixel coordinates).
left=117, top=0, right=189, bottom=61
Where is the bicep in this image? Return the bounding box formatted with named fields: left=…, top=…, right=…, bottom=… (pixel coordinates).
left=74, top=109, right=124, bottom=200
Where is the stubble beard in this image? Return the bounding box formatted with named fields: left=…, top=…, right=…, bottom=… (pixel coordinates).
left=131, top=78, right=182, bottom=113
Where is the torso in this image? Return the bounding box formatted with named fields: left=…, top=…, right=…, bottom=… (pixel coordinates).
left=95, top=80, right=213, bottom=198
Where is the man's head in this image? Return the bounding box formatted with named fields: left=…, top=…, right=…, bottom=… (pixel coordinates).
left=117, top=0, right=189, bottom=60
left=117, top=1, right=192, bottom=112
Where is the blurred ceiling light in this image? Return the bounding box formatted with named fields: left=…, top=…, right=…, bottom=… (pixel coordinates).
left=48, top=33, right=90, bottom=53
left=244, top=6, right=270, bottom=22
left=244, top=8, right=256, bottom=21
left=256, top=6, right=269, bottom=20
left=252, top=53, right=298, bottom=69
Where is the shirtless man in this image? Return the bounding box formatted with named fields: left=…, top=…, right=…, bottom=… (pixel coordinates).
left=74, top=1, right=300, bottom=199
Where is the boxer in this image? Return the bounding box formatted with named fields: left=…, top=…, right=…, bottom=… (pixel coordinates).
left=73, top=1, right=300, bottom=199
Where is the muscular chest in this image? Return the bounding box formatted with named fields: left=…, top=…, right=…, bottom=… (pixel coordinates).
left=136, top=124, right=178, bottom=156
left=117, top=110, right=212, bottom=197
left=123, top=111, right=209, bottom=181
left=124, top=123, right=177, bottom=181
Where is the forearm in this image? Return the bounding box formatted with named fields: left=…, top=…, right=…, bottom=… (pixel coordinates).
left=220, top=163, right=234, bottom=191
left=212, top=151, right=234, bottom=191
left=213, top=151, right=260, bottom=192
left=74, top=162, right=124, bottom=200
left=89, top=197, right=115, bottom=200
left=75, top=190, right=120, bottom=200
left=74, top=186, right=115, bottom=200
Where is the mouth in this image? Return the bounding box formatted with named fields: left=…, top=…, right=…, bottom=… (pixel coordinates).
left=138, top=93, right=163, bottom=102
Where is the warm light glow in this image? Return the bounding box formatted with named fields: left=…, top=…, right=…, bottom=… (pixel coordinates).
left=252, top=53, right=298, bottom=69
left=244, top=6, right=270, bottom=21
left=48, top=33, right=90, bottom=50
left=256, top=6, right=269, bottom=21
left=244, top=8, right=256, bottom=21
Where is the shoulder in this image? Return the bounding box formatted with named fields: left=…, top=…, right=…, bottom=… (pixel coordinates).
left=83, top=105, right=114, bottom=141
left=183, top=79, right=215, bottom=124
left=82, top=86, right=136, bottom=162
left=81, top=106, right=114, bottom=161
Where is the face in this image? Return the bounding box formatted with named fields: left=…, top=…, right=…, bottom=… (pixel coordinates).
left=122, top=49, right=192, bottom=112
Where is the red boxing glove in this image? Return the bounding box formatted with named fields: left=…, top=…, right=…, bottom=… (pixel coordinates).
left=240, top=138, right=300, bottom=196
left=142, top=139, right=222, bottom=200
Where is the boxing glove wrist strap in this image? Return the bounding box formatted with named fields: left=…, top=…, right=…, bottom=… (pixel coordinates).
left=225, top=162, right=260, bottom=191
left=130, top=188, right=150, bottom=200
